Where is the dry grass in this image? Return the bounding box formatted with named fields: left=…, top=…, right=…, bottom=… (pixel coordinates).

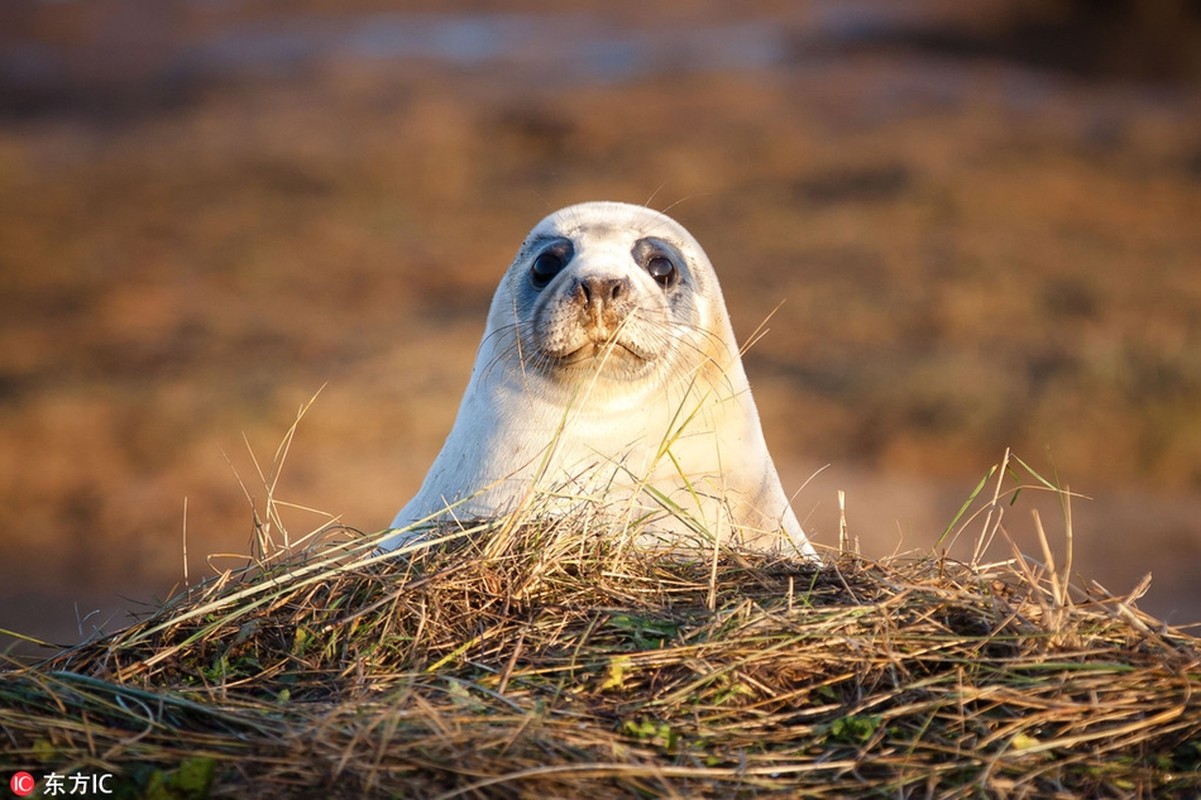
left=2, top=458, right=1200, bottom=798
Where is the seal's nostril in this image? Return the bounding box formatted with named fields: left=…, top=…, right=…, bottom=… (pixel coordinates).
left=578, top=276, right=628, bottom=306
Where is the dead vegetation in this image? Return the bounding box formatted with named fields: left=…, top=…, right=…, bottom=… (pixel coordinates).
left=3, top=458, right=1200, bottom=798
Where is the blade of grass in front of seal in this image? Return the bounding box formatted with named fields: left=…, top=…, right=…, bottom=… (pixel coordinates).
left=935, top=464, right=996, bottom=550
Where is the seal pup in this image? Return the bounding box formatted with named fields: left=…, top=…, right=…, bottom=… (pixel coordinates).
left=380, top=201, right=816, bottom=559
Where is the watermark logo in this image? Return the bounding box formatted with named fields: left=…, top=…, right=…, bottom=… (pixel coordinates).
left=8, top=771, right=114, bottom=797
left=9, top=773, right=35, bottom=797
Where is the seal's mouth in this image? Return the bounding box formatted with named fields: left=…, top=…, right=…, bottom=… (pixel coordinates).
left=529, top=291, right=664, bottom=377
left=540, top=338, right=656, bottom=371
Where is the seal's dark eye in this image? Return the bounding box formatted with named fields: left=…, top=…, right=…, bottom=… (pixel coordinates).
left=530, top=251, right=565, bottom=289
left=646, top=255, right=677, bottom=288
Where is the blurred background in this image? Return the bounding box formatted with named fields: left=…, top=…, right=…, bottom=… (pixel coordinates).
left=2, top=0, right=1200, bottom=652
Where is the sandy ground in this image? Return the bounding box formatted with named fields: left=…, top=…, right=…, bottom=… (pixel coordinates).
left=1, top=0, right=1200, bottom=651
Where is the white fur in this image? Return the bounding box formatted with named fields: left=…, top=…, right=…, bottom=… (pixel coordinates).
left=380, top=202, right=816, bottom=558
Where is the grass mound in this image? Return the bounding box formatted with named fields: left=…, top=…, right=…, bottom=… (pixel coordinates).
left=4, top=499, right=1201, bottom=797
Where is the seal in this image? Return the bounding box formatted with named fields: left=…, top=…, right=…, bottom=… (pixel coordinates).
left=380, top=201, right=816, bottom=558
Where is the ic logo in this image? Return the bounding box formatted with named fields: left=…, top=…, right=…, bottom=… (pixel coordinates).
left=9, top=772, right=35, bottom=797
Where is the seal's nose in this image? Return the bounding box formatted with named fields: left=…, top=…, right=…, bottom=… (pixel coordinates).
left=574, top=275, right=631, bottom=335
left=577, top=275, right=627, bottom=305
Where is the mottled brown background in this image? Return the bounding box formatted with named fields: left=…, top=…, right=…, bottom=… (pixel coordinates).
left=2, top=0, right=1200, bottom=652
